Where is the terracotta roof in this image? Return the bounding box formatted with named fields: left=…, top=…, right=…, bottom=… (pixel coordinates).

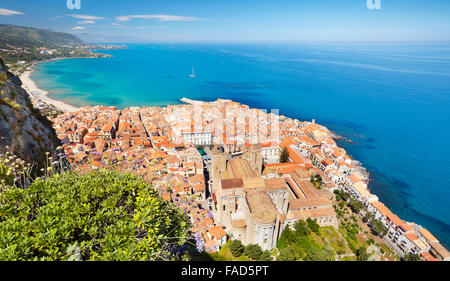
left=289, top=198, right=332, bottom=210
left=287, top=206, right=336, bottom=220
left=221, top=178, right=244, bottom=189
left=193, top=183, right=205, bottom=192
left=264, top=178, right=286, bottom=190
left=242, top=176, right=266, bottom=189
left=232, top=219, right=247, bottom=228
left=405, top=233, right=418, bottom=242
left=208, top=226, right=227, bottom=240
left=419, top=228, right=439, bottom=243
left=246, top=190, right=278, bottom=225
left=399, top=223, right=414, bottom=233
left=420, top=251, right=439, bottom=261
left=371, top=201, right=404, bottom=227
left=430, top=242, right=450, bottom=260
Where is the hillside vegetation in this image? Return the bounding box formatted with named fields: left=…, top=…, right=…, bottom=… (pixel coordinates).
left=0, top=24, right=84, bottom=49
left=0, top=169, right=190, bottom=261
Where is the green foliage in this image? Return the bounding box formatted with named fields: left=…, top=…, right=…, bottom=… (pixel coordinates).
left=363, top=212, right=374, bottom=223
left=0, top=151, right=36, bottom=189
left=365, top=216, right=388, bottom=237
left=277, top=225, right=295, bottom=249
left=279, top=147, right=290, bottom=163
left=277, top=222, right=336, bottom=261
left=348, top=198, right=365, bottom=214
left=306, top=218, right=320, bottom=233
left=0, top=170, right=189, bottom=261
left=229, top=240, right=244, bottom=258
left=334, top=189, right=350, bottom=202
left=0, top=97, right=21, bottom=110
left=305, top=246, right=332, bottom=261
left=310, top=174, right=323, bottom=189
left=0, top=24, right=84, bottom=49
left=208, top=252, right=226, bottom=261
left=244, top=244, right=263, bottom=260
left=403, top=254, right=420, bottom=261
left=278, top=247, right=296, bottom=261
left=260, top=250, right=272, bottom=261
left=295, top=220, right=310, bottom=236
left=340, top=218, right=360, bottom=243
left=357, top=246, right=369, bottom=261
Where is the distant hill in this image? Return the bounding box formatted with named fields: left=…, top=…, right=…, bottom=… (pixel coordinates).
left=0, top=24, right=85, bottom=49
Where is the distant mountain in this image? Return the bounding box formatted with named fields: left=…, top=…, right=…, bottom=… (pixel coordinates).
left=0, top=24, right=85, bottom=49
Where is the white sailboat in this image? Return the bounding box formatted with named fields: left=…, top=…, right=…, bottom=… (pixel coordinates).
left=189, top=66, right=196, bottom=78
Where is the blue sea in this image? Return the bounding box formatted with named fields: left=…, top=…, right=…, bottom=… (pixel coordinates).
left=32, top=43, right=450, bottom=247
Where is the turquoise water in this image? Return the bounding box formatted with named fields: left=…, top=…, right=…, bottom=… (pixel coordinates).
left=32, top=43, right=450, bottom=247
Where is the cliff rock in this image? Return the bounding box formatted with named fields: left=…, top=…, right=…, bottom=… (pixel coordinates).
left=0, top=57, right=58, bottom=164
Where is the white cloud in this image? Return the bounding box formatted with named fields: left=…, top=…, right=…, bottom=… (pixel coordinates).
left=72, top=26, right=85, bottom=30
left=116, top=14, right=197, bottom=22
left=67, top=14, right=105, bottom=20
left=0, top=8, right=24, bottom=16
left=109, top=23, right=126, bottom=29
left=77, top=20, right=95, bottom=24
left=136, top=26, right=167, bottom=30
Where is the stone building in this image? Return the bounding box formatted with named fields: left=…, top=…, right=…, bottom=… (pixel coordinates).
left=210, top=145, right=289, bottom=250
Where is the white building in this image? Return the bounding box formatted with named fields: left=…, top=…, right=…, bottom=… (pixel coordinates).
left=182, top=131, right=213, bottom=145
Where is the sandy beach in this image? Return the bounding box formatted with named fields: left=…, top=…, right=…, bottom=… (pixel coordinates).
left=19, top=65, right=79, bottom=113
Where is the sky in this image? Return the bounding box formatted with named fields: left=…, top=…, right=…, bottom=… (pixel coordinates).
left=0, top=0, right=449, bottom=43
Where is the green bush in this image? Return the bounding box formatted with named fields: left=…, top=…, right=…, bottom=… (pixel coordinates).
left=295, top=220, right=310, bottom=236
left=277, top=225, right=295, bottom=249
left=277, top=247, right=296, bottom=261
left=229, top=240, right=244, bottom=257
left=260, top=250, right=272, bottom=261
left=0, top=170, right=189, bottom=261
left=402, top=254, right=420, bottom=261
left=306, top=218, right=320, bottom=233
left=357, top=246, right=369, bottom=261
left=244, top=244, right=263, bottom=260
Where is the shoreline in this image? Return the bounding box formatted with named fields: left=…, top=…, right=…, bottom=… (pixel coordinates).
left=19, top=58, right=83, bottom=113
left=17, top=65, right=448, bottom=252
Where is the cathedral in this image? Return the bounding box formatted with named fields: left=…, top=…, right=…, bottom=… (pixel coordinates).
left=209, top=144, right=289, bottom=250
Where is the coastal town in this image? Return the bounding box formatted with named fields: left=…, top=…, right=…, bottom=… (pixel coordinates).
left=1, top=0, right=449, bottom=267
left=49, top=98, right=449, bottom=261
